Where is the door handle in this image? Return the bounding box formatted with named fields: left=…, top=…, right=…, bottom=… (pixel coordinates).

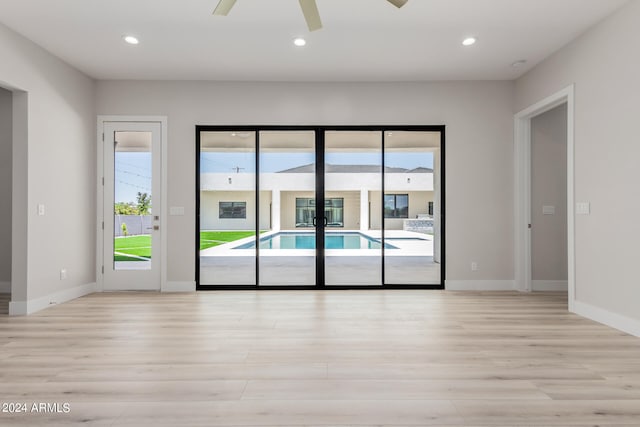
left=146, top=226, right=160, bottom=230
left=312, top=217, right=317, bottom=226
left=323, top=217, right=328, bottom=226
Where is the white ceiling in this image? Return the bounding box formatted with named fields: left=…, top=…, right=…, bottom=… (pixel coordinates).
left=0, top=0, right=629, bottom=81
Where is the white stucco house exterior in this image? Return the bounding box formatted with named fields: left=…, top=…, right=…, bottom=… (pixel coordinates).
left=200, top=164, right=436, bottom=233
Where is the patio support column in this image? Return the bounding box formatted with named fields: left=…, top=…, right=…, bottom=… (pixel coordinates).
left=272, top=189, right=281, bottom=232
left=360, top=189, right=369, bottom=231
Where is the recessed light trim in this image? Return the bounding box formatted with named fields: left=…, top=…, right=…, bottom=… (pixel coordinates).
left=462, top=37, right=477, bottom=46
left=123, top=35, right=139, bottom=45
left=293, top=37, right=307, bottom=47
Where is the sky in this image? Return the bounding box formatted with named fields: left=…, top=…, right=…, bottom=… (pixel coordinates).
left=115, top=152, right=152, bottom=204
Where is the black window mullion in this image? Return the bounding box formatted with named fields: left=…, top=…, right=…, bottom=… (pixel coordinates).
left=381, top=130, right=385, bottom=286
left=316, top=130, right=325, bottom=287
left=255, top=130, right=260, bottom=288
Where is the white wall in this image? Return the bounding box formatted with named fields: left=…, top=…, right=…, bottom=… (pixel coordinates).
left=0, top=23, right=96, bottom=310
left=516, top=0, right=640, bottom=325
left=201, top=172, right=434, bottom=192
left=97, top=80, right=515, bottom=284
left=0, top=87, right=11, bottom=292
left=531, top=104, right=567, bottom=286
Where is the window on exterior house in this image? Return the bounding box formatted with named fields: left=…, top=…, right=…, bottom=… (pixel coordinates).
left=384, top=194, right=409, bottom=218
left=324, top=198, right=344, bottom=227
left=219, top=202, right=246, bottom=219
left=296, top=198, right=344, bottom=227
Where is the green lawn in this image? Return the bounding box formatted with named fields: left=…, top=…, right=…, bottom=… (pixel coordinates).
left=200, top=230, right=260, bottom=250
left=114, top=231, right=262, bottom=262
left=114, top=235, right=152, bottom=261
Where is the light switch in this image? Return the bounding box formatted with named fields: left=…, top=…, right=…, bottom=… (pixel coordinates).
left=170, top=206, right=185, bottom=216
left=542, top=205, right=555, bottom=215
left=37, top=204, right=45, bottom=216
left=576, top=202, right=590, bottom=215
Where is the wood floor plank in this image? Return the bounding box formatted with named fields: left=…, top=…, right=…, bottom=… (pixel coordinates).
left=114, top=400, right=464, bottom=426
left=0, top=380, right=247, bottom=402
left=327, top=362, right=604, bottom=380
left=241, top=379, right=551, bottom=400
left=453, top=400, right=640, bottom=425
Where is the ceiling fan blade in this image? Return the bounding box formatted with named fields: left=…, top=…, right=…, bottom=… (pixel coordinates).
left=299, top=0, right=323, bottom=32
left=213, top=0, right=237, bottom=16
left=387, top=0, right=408, bottom=8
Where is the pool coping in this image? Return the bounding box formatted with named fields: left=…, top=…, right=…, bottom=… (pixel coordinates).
left=200, top=229, right=433, bottom=257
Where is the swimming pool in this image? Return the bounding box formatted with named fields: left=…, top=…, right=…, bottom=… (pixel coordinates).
left=234, top=232, right=397, bottom=250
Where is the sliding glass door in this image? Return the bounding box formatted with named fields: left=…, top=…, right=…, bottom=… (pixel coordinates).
left=198, top=131, right=256, bottom=286
left=197, top=126, right=444, bottom=289
left=383, top=131, right=442, bottom=285
left=258, top=131, right=316, bottom=286
left=324, top=131, right=382, bottom=286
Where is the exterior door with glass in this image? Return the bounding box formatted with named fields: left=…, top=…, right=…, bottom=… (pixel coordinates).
left=102, top=121, right=162, bottom=290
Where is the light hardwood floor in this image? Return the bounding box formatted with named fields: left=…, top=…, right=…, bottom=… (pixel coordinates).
left=1, top=291, right=640, bottom=426
left=0, top=293, right=8, bottom=315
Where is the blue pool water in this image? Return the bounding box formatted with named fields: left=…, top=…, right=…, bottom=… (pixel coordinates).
left=234, top=232, right=397, bottom=250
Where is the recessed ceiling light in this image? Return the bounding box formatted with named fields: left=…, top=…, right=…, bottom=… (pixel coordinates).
left=511, top=59, right=527, bottom=68
left=123, top=35, right=139, bottom=45
left=293, top=37, right=307, bottom=47
left=462, top=37, right=477, bottom=46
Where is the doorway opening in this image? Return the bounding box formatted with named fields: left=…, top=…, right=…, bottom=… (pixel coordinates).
left=196, top=126, right=445, bottom=289
left=531, top=103, right=568, bottom=292
left=514, top=85, right=575, bottom=310
left=0, top=87, right=12, bottom=313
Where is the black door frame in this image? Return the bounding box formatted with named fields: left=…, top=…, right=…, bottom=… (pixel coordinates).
left=196, top=125, right=445, bottom=290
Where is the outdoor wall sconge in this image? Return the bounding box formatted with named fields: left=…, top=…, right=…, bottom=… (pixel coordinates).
left=407, top=178, right=411, bottom=183
left=228, top=176, right=232, bottom=184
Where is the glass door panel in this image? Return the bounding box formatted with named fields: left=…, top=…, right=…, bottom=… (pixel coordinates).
left=259, top=131, right=316, bottom=286
left=113, top=131, right=153, bottom=271
left=384, top=131, right=441, bottom=284
left=324, top=131, right=382, bottom=286
left=198, top=131, right=256, bottom=285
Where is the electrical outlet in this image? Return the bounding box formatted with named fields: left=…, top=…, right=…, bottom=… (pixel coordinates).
left=471, top=262, right=478, bottom=272
left=60, top=269, right=67, bottom=280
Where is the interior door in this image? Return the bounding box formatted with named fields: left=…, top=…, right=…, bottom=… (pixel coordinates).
left=102, top=121, right=161, bottom=290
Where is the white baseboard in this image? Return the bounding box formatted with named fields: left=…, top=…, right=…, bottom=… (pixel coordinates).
left=0, top=281, right=9, bottom=293
left=532, top=280, right=568, bottom=291
left=9, top=282, right=98, bottom=316
left=573, top=300, right=640, bottom=338
left=162, top=281, right=196, bottom=292
left=445, top=280, right=515, bottom=291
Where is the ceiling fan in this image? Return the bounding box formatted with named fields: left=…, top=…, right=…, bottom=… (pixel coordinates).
left=213, top=0, right=408, bottom=32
